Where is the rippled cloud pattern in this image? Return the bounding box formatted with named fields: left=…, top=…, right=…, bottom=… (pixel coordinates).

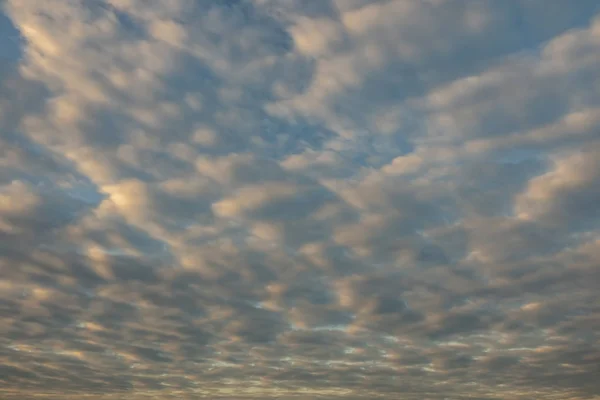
left=1, top=1, right=600, bottom=399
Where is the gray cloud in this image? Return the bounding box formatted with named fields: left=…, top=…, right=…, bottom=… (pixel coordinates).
left=1, top=0, right=599, bottom=399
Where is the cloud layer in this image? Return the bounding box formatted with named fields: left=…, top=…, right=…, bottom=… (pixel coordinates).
left=1, top=1, right=599, bottom=398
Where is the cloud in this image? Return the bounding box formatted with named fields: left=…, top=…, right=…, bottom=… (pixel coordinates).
left=515, top=142, right=600, bottom=231
left=1, top=0, right=599, bottom=399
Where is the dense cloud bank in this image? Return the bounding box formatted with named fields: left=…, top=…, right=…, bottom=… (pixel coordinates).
left=1, top=0, right=599, bottom=398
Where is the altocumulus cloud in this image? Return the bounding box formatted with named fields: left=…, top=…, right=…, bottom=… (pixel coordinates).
left=1, top=0, right=600, bottom=399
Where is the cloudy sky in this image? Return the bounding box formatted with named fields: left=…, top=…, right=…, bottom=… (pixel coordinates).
left=1, top=1, right=599, bottom=399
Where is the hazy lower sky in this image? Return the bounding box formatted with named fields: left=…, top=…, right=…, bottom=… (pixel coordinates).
left=1, top=1, right=599, bottom=399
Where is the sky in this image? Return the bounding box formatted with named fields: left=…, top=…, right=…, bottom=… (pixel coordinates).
left=1, top=0, right=599, bottom=399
